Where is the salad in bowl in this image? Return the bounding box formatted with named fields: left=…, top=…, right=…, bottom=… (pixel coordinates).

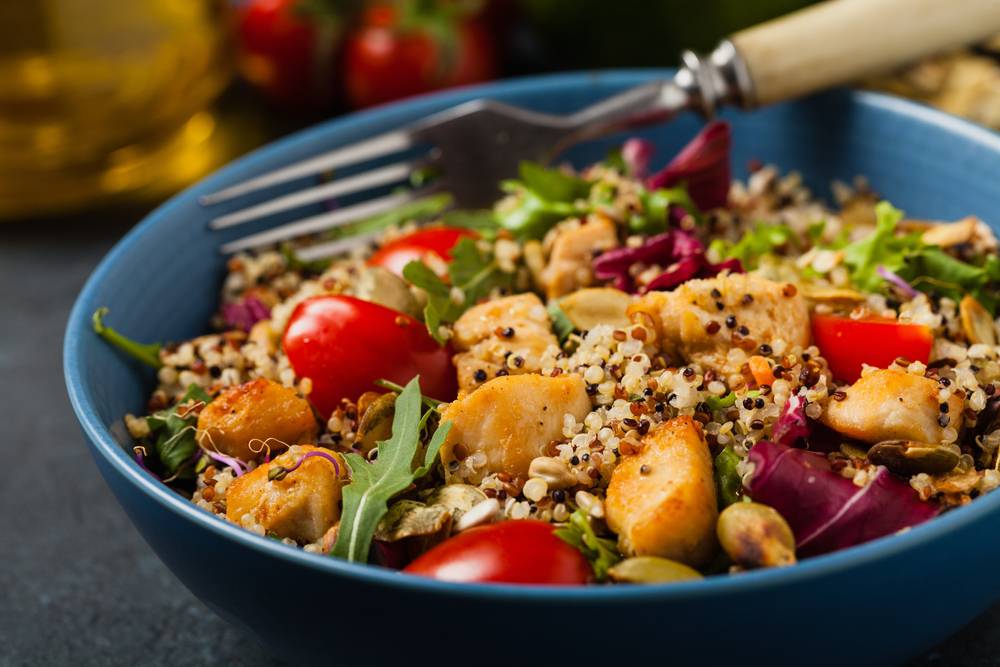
left=93, top=120, right=1000, bottom=586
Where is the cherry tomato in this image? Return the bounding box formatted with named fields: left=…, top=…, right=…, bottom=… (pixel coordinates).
left=341, top=4, right=495, bottom=109
left=811, top=314, right=934, bottom=383
left=368, top=227, right=475, bottom=278
left=404, top=520, right=592, bottom=585
left=236, top=0, right=336, bottom=108
left=283, top=295, right=456, bottom=417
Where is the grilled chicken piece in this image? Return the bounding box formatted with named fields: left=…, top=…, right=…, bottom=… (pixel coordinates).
left=540, top=214, right=619, bottom=299
left=197, top=377, right=318, bottom=461
left=821, top=369, right=964, bottom=444
left=226, top=445, right=344, bottom=543
left=439, top=374, right=591, bottom=484
left=605, top=416, right=718, bottom=567
left=451, top=293, right=558, bottom=395
left=629, top=273, right=809, bottom=379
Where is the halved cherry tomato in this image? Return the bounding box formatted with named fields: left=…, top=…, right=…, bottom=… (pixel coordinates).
left=404, top=520, right=592, bottom=585
left=283, top=295, right=456, bottom=417
left=811, top=314, right=934, bottom=383
left=368, top=227, right=475, bottom=278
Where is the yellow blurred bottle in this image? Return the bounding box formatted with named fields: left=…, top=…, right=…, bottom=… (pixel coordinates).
left=0, top=1, right=233, bottom=218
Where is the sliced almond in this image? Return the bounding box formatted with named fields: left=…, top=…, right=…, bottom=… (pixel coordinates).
left=560, top=287, right=633, bottom=330
left=960, top=294, right=997, bottom=346
left=802, top=286, right=867, bottom=306
left=922, top=216, right=978, bottom=248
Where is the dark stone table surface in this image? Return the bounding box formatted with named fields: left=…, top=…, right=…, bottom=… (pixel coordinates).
left=2, top=211, right=998, bottom=667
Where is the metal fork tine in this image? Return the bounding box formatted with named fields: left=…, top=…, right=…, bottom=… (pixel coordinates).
left=200, top=129, right=416, bottom=206
left=209, top=160, right=422, bottom=229
left=293, top=231, right=385, bottom=262
left=219, top=187, right=433, bottom=255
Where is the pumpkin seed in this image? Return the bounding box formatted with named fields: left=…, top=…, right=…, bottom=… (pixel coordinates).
left=607, top=557, right=703, bottom=584
left=356, top=392, right=396, bottom=454
left=867, top=440, right=961, bottom=475
left=717, top=502, right=796, bottom=569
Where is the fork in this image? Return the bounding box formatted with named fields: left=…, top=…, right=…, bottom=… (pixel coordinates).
left=203, top=0, right=1000, bottom=261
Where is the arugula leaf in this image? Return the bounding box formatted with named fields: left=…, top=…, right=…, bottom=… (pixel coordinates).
left=325, top=192, right=453, bottom=241
left=629, top=186, right=698, bottom=234
left=494, top=162, right=592, bottom=239
left=403, top=237, right=515, bottom=343
left=518, top=161, right=591, bottom=201
left=554, top=509, right=621, bottom=581
left=714, top=446, right=743, bottom=508
left=92, top=307, right=163, bottom=369
left=842, top=202, right=922, bottom=292
left=709, top=222, right=792, bottom=270
left=547, top=301, right=576, bottom=344
left=146, top=384, right=213, bottom=475
left=331, top=377, right=450, bottom=563
left=281, top=244, right=332, bottom=274
left=442, top=209, right=500, bottom=238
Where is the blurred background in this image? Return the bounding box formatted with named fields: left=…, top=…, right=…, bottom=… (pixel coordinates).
left=3, top=0, right=1000, bottom=222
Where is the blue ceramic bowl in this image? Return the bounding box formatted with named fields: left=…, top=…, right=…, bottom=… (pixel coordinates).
left=65, top=71, right=1000, bottom=666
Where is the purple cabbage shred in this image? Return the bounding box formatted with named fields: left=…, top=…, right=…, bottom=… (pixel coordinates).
left=221, top=296, right=270, bottom=332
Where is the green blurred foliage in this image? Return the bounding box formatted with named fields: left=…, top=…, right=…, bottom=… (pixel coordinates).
left=518, top=0, right=817, bottom=68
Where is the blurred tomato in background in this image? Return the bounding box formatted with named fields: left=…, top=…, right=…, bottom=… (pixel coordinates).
left=233, top=0, right=498, bottom=110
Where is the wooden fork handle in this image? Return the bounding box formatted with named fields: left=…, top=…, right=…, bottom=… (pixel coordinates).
left=730, top=0, right=1000, bottom=107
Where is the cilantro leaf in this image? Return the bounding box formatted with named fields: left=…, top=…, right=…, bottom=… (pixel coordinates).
left=842, top=202, right=922, bottom=292
left=553, top=509, right=621, bottom=581
left=709, top=222, right=792, bottom=270
left=547, top=300, right=576, bottom=344
left=146, top=384, right=213, bottom=475
left=403, top=237, right=514, bottom=343
left=92, top=307, right=163, bottom=369
left=494, top=162, right=592, bottom=239
left=332, top=377, right=450, bottom=563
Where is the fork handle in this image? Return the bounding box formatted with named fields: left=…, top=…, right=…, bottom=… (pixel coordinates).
left=731, top=0, right=1000, bottom=107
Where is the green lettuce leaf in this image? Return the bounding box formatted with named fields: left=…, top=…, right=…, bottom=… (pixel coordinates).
left=842, top=201, right=922, bottom=292
left=709, top=222, right=793, bottom=270
left=495, top=162, right=592, bottom=239
left=146, top=384, right=213, bottom=475
left=553, top=509, right=621, bottom=581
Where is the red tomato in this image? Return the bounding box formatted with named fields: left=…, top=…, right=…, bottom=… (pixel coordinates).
left=283, top=295, right=456, bottom=417
left=811, top=314, right=934, bottom=383
left=404, top=520, right=592, bottom=585
left=236, top=0, right=335, bottom=108
left=341, top=5, right=495, bottom=109
left=368, top=227, right=475, bottom=277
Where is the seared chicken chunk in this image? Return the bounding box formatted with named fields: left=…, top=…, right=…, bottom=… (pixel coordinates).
left=226, top=445, right=345, bottom=543
left=605, top=417, right=718, bottom=567
left=440, top=374, right=591, bottom=484
left=197, top=378, right=317, bottom=461
left=629, top=273, right=809, bottom=379
left=821, top=369, right=964, bottom=444
left=540, top=214, right=619, bottom=299
left=452, top=293, right=558, bottom=395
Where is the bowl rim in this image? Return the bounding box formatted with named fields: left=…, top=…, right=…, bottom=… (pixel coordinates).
left=65, top=69, right=1000, bottom=601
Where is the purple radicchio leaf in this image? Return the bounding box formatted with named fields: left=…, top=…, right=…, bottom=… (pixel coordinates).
left=745, top=440, right=939, bottom=558
left=593, top=229, right=743, bottom=294
left=647, top=121, right=732, bottom=211
left=621, top=138, right=655, bottom=179
left=221, top=296, right=270, bottom=332
left=772, top=394, right=809, bottom=448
